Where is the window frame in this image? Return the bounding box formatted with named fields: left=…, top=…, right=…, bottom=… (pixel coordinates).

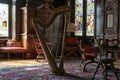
left=74, top=0, right=95, bottom=37
left=0, top=0, right=12, bottom=39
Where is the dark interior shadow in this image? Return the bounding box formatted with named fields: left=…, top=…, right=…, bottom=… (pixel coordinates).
left=50, top=72, right=90, bottom=80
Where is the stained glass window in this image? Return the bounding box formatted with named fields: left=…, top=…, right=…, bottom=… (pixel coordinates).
left=75, top=0, right=83, bottom=36
left=0, top=3, right=9, bottom=37
left=86, top=0, right=94, bottom=36
left=75, top=0, right=94, bottom=36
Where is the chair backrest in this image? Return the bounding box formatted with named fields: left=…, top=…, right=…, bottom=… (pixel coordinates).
left=66, top=37, right=79, bottom=47
left=7, top=41, right=22, bottom=47
left=34, top=39, right=41, bottom=48
left=84, top=45, right=94, bottom=53
left=33, top=39, right=44, bottom=55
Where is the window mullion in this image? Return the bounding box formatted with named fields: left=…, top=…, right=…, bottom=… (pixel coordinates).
left=83, top=0, right=87, bottom=36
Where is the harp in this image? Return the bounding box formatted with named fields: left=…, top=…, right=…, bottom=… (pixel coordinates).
left=32, top=5, right=70, bottom=75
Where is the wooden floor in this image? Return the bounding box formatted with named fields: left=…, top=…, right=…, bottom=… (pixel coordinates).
left=0, top=59, right=46, bottom=68
left=0, top=59, right=120, bottom=69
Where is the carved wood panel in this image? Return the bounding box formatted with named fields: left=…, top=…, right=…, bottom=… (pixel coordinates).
left=104, top=0, right=118, bottom=35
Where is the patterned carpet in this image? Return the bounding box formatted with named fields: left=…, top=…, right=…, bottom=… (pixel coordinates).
left=0, top=59, right=120, bottom=80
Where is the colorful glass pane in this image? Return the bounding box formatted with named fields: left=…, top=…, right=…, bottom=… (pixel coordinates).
left=86, top=0, right=94, bottom=36
left=0, top=3, right=9, bottom=37
left=75, top=0, right=83, bottom=36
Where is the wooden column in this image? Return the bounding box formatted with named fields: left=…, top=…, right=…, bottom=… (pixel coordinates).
left=20, top=7, right=27, bottom=49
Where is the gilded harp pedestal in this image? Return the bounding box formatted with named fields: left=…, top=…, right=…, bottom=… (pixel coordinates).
left=32, top=5, right=70, bottom=75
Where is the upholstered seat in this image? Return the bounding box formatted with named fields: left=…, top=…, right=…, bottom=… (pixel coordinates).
left=0, top=47, right=25, bottom=52
left=65, top=37, right=80, bottom=57
left=82, top=45, right=95, bottom=59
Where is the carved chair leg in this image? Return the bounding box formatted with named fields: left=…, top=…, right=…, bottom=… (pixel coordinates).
left=80, top=59, right=86, bottom=70
left=111, top=63, right=119, bottom=80
left=22, top=52, right=25, bottom=58
left=83, top=61, right=95, bottom=72
left=7, top=52, right=10, bottom=59
left=36, top=55, right=40, bottom=61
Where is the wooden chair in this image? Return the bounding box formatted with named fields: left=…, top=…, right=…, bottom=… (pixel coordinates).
left=80, top=44, right=97, bottom=71
left=33, top=39, right=45, bottom=61
left=29, top=34, right=45, bottom=61
left=79, top=39, right=103, bottom=72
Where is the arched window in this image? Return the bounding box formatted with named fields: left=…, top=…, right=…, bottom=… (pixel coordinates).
left=75, top=0, right=95, bottom=36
